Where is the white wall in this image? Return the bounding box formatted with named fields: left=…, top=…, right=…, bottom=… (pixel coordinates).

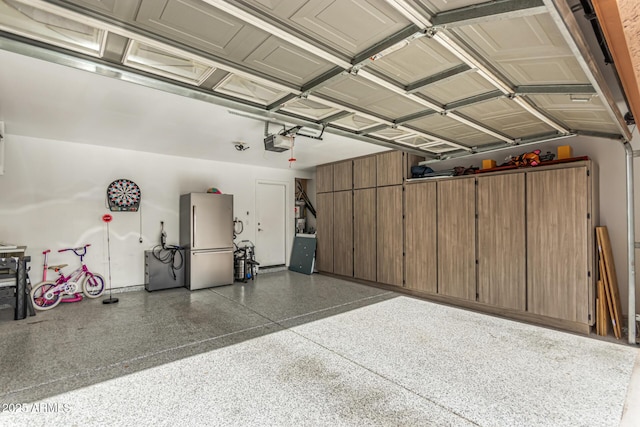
left=3, top=131, right=638, bottom=318
left=425, top=132, right=639, bottom=316
left=0, top=135, right=312, bottom=288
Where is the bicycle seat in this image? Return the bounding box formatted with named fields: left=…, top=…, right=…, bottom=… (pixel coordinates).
left=48, top=264, right=68, bottom=271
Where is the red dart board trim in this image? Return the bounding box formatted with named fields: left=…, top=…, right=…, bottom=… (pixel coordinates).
left=107, top=179, right=141, bottom=212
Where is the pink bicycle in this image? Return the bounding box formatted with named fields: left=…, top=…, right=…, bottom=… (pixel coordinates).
left=30, top=244, right=106, bottom=310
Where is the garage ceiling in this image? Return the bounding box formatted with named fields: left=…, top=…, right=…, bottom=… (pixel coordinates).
left=0, top=0, right=632, bottom=160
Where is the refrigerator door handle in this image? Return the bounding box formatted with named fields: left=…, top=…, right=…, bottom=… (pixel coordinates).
left=192, top=249, right=233, bottom=255
left=192, top=205, right=196, bottom=248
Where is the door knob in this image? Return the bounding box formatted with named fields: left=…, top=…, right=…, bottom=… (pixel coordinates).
left=258, top=228, right=263, bottom=231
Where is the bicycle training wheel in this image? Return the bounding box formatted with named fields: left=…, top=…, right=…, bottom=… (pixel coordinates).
left=30, top=281, right=61, bottom=310
left=82, top=273, right=105, bottom=298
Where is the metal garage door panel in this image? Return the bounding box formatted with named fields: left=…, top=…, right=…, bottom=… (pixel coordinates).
left=370, top=127, right=415, bottom=140
left=244, top=37, right=335, bottom=85
left=202, top=69, right=232, bottom=89
left=317, top=74, right=394, bottom=107
left=317, top=75, right=426, bottom=119
left=136, top=0, right=269, bottom=61
left=124, top=41, right=215, bottom=85
left=238, top=0, right=410, bottom=57
left=136, top=0, right=335, bottom=84
left=282, top=98, right=340, bottom=120
left=368, top=38, right=462, bottom=85
left=0, top=1, right=106, bottom=57
left=365, top=93, right=427, bottom=119
left=418, top=71, right=496, bottom=104
left=332, top=114, right=379, bottom=131
left=407, top=114, right=498, bottom=146
left=456, top=98, right=555, bottom=139
left=397, top=135, right=433, bottom=147
left=423, top=143, right=462, bottom=153
left=453, top=14, right=590, bottom=85
left=528, top=94, right=621, bottom=135
left=64, top=0, right=141, bottom=20
left=409, top=0, right=487, bottom=14
left=214, top=74, right=289, bottom=106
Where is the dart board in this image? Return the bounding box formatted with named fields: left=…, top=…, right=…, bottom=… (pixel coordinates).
left=107, top=179, right=141, bottom=212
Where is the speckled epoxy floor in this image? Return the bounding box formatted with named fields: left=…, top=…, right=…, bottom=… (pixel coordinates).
left=0, top=271, right=638, bottom=426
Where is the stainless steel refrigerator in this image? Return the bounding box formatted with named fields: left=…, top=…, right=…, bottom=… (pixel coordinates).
left=179, top=193, right=234, bottom=290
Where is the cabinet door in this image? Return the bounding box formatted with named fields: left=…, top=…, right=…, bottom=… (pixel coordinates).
left=477, top=174, right=526, bottom=310
left=438, top=178, right=476, bottom=300
left=353, top=156, right=376, bottom=189
left=377, top=186, right=403, bottom=286
left=404, top=182, right=437, bottom=293
left=376, top=151, right=403, bottom=187
left=333, top=161, right=353, bottom=191
left=354, top=188, right=376, bottom=281
left=527, top=167, right=589, bottom=323
left=315, top=192, right=334, bottom=272
left=316, top=164, right=333, bottom=193
left=333, top=190, right=353, bottom=277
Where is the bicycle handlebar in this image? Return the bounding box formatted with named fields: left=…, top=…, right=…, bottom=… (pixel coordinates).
left=42, top=249, right=51, bottom=254
left=58, top=244, right=91, bottom=254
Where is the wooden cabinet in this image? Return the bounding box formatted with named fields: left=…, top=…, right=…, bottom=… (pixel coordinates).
left=354, top=156, right=376, bottom=189
left=437, top=178, right=476, bottom=300
left=316, top=192, right=334, bottom=272
left=376, top=151, right=403, bottom=187
left=315, top=151, right=595, bottom=333
left=477, top=174, right=526, bottom=310
left=404, top=182, right=437, bottom=293
left=527, top=167, right=590, bottom=323
left=333, top=190, right=353, bottom=277
left=377, top=185, right=403, bottom=286
left=354, top=188, right=376, bottom=282
left=333, top=160, right=353, bottom=191
left=317, top=164, right=333, bottom=193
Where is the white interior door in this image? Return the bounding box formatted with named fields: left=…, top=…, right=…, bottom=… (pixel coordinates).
left=256, top=182, right=286, bottom=267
